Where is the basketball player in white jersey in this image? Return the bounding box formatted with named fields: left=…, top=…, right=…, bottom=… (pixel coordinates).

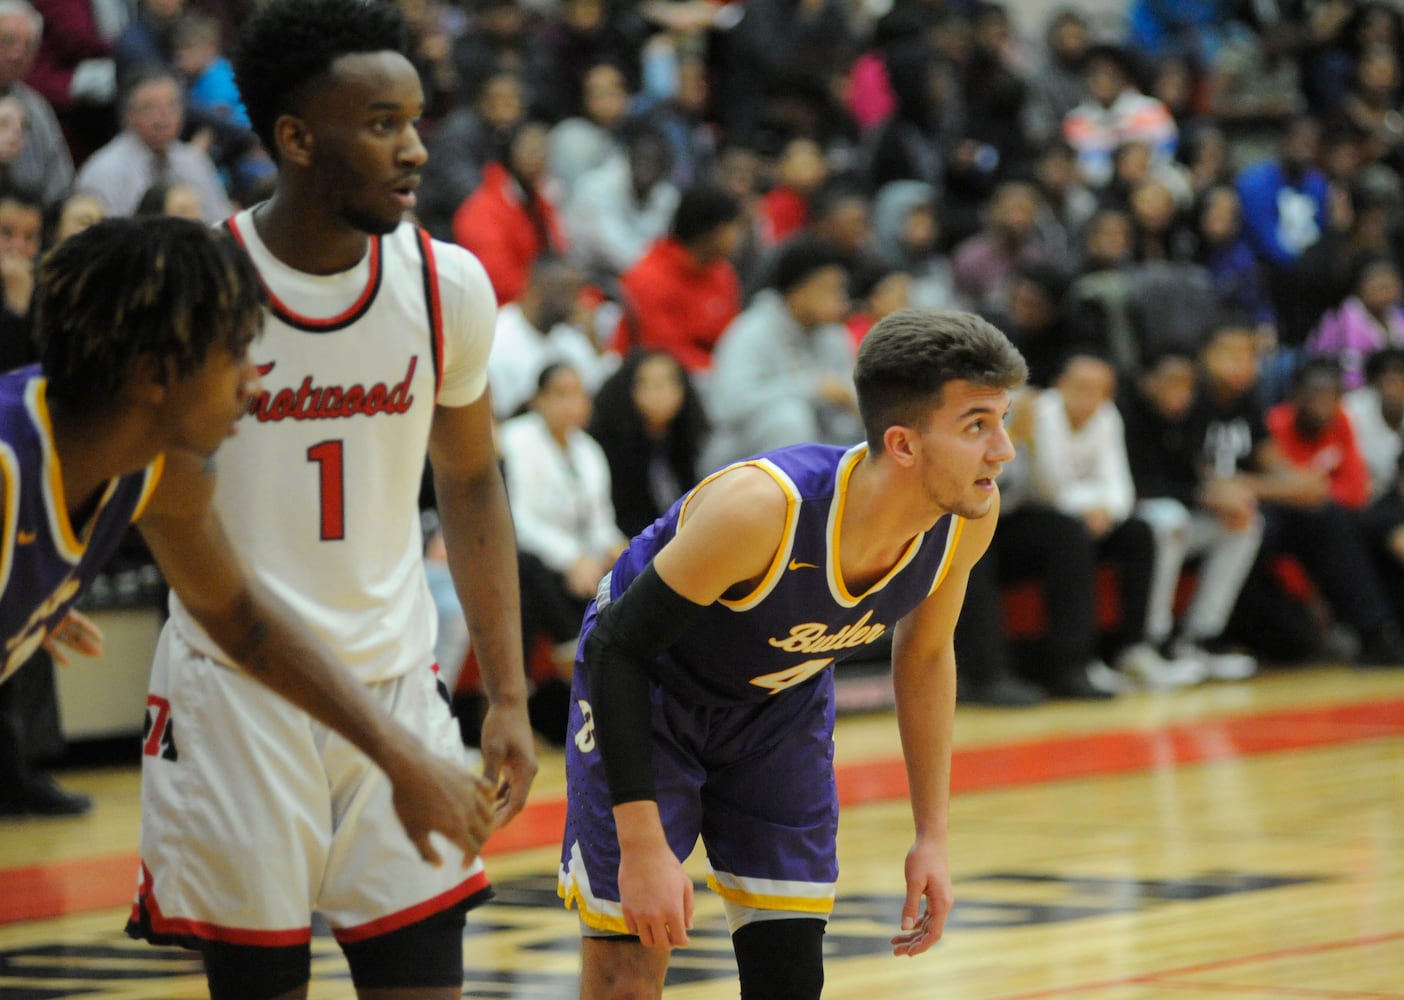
left=126, top=2, right=537, bottom=997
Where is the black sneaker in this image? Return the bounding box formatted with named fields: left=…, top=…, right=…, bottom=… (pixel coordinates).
left=0, top=775, right=93, bottom=817
left=1357, top=621, right=1404, bottom=668
left=1044, top=664, right=1117, bottom=701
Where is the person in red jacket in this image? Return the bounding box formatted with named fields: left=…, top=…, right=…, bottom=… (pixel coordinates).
left=614, top=182, right=743, bottom=373
left=1267, top=357, right=1373, bottom=510
left=452, top=120, right=566, bottom=304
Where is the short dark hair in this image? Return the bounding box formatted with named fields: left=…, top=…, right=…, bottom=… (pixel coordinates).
left=770, top=236, right=847, bottom=294
left=1364, top=346, right=1404, bottom=383
left=35, top=217, right=264, bottom=414
left=670, top=183, right=742, bottom=244
left=853, top=309, right=1027, bottom=450
left=1293, top=356, right=1343, bottom=393
left=232, top=0, right=410, bottom=159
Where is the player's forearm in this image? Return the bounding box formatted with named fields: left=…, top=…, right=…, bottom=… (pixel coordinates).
left=892, top=645, right=956, bottom=842
left=434, top=463, right=529, bottom=708
left=195, top=584, right=426, bottom=781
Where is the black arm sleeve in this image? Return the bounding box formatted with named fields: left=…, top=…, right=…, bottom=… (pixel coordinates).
left=585, top=562, right=708, bottom=806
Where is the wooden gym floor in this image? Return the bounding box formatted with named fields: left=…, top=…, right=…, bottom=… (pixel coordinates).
left=2, top=663, right=1403, bottom=999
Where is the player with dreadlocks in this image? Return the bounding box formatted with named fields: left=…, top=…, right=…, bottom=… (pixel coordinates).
left=0, top=215, right=493, bottom=856
left=126, top=1, right=535, bottom=997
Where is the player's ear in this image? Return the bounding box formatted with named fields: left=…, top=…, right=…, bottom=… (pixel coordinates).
left=883, top=423, right=918, bottom=467
left=273, top=113, right=313, bottom=169
left=125, top=353, right=169, bottom=406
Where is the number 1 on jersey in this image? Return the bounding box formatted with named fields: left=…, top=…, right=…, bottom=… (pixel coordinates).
left=307, top=440, right=345, bottom=541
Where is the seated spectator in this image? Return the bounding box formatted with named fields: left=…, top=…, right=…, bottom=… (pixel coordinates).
left=1306, top=256, right=1404, bottom=390
left=952, top=179, right=1046, bottom=314
left=29, top=0, right=121, bottom=163
left=44, top=189, right=102, bottom=246
left=1062, top=44, right=1178, bottom=189
left=453, top=120, right=565, bottom=305
left=757, top=135, right=827, bottom=247
left=992, top=262, right=1086, bottom=389
left=1198, top=317, right=1404, bottom=665
left=548, top=61, right=629, bottom=201
left=1192, top=183, right=1276, bottom=329
left=1127, top=176, right=1190, bottom=263
left=1028, top=353, right=1205, bottom=689
left=1236, top=115, right=1329, bottom=272
left=417, top=68, right=525, bottom=241
left=499, top=361, right=628, bottom=623
left=587, top=348, right=708, bottom=537
left=615, top=182, right=742, bottom=374
left=870, top=180, right=960, bottom=311
left=564, top=117, right=677, bottom=288
left=844, top=256, right=910, bottom=351
left=635, top=50, right=715, bottom=190
left=487, top=255, right=604, bottom=420
left=865, top=40, right=956, bottom=193
left=1344, top=346, right=1404, bottom=500
left=0, top=1, right=75, bottom=207
left=74, top=67, right=230, bottom=222
left=1123, top=349, right=1262, bottom=680
left=702, top=237, right=859, bottom=471
left=113, top=0, right=181, bottom=86
left=0, top=93, right=23, bottom=190
left=1021, top=8, right=1092, bottom=148
left=1267, top=358, right=1373, bottom=511
left=134, top=178, right=201, bottom=219
left=1032, top=139, right=1098, bottom=260
left=0, top=183, right=40, bottom=369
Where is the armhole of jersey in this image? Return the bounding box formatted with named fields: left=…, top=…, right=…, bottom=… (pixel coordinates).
left=132, top=452, right=165, bottom=522
left=416, top=228, right=445, bottom=400
left=927, top=516, right=965, bottom=596
left=0, top=441, right=19, bottom=596
left=676, top=458, right=800, bottom=613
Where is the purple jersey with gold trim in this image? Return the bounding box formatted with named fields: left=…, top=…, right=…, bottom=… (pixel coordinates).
left=0, top=367, right=163, bottom=683
left=601, top=442, right=964, bottom=705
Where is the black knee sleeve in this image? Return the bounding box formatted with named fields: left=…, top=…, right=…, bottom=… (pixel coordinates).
left=201, top=941, right=311, bottom=1000
left=341, top=902, right=467, bottom=989
left=733, top=918, right=826, bottom=1000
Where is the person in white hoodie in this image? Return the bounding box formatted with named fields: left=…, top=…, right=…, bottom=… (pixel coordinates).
left=1030, top=352, right=1204, bottom=689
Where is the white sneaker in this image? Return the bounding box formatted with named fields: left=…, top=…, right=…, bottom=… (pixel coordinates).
left=1173, top=640, right=1257, bottom=681
left=1116, top=643, right=1208, bottom=690
left=1085, top=659, right=1132, bottom=694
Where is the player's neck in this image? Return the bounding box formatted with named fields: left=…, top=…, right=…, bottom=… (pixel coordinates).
left=48, top=405, right=158, bottom=520
left=841, top=458, right=926, bottom=564
left=252, top=191, right=370, bottom=275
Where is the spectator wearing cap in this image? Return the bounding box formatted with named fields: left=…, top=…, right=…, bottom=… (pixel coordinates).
left=701, top=236, right=858, bottom=470
left=615, top=182, right=743, bottom=374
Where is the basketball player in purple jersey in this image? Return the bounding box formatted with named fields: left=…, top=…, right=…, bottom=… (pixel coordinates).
left=559, top=310, right=1027, bottom=998
left=0, top=215, right=494, bottom=857
left=126, top=2, right=535, bottom=997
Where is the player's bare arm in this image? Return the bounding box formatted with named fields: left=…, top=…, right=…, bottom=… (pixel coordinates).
left=598, top=465, right=789, bottom=949
left=429, top=393, right=537, bottom=826
left=136, top=450, right=495, bottom=866
left=888, top=492, right=1000, bottom=958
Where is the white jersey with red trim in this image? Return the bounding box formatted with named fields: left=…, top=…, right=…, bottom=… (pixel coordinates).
left=168, top=208, right=496, bottom=683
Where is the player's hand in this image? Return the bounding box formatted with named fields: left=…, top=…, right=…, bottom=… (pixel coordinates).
left=618, top=838, right=694, bottom=950
left=479, top=700, right=537, bottom=828
left=890, top=838, right=953, bottom=957
left=43, top=610, right=104, bottom=666
left=389, top=747, right=496, bottom=867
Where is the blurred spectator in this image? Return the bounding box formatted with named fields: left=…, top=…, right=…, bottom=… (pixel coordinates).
left=865, top=41, right=958, bottom=194
left=844, top=256, right=910, bottom=350
left=29, top=0, right=123, bottom=161
left=952, top=179, right=1045, bottom=313
left=418, top=68, right=525, bottom=241
left=74, top=66, right=229, bottom=221
left=636, top=51, right=715, bottom=190
left=1022, top=7, right=1091, bottom=147
left=113, top=0, right=182, bottom=85
left=548, top=60, right=628, bottom=200
left=453, top=120, right=565, bottom=305
left=1198, top=317, right=1404, bottom=665
left=1338, top=41, right=1404, bottom=172
left=564, top=118, right=677, bottom=287
left=1344, top=346, right=1404, bottom=500
left=42, top=186, right=99, bottom=245
left=615, top=181, right=742, bottom=373
left=170, top=9, right=244, bottom=129
left=451, top=0, right=531, bottom=108
left=1267, top=356, right=1372, bottom=509
left=1029, top=352, right=1205, bottom=689
left=487, top=255, right=604, bottom=420
left=1127, top=0, right=1232, bottom=66
left=1305, top=255, right=1404, bottom=389
left=1062, top=44, right=1178, bottom=188
left=0, top=0, right=73, bottom=205
left=1127, top=176, right=1189, bottom=262
left=500, top=361, right=628, bottom=618
left=1191, top=183, right=1275, bottom=327
left=528, top=0, right=646, bottom=124
left=587, top=348, right=708, bottom=537
left=1236, top=114, right=1329, bottom=270
left=1123, top=348, right=1261, bottom=679
left=870, top=180, right=960, bottom=312
left=0, top=182, right=39, bottom=366
left=702, top=236, right=858, bottom=470
left=1207, top=21, right=1302, bottom=165
left=1031, top=139, right=1098, bottom=260
left=992, top=262, right=1084, bottom=388
left=133, top=176, right=199, bottom=218
left=757, top=134, right=826, bottom=247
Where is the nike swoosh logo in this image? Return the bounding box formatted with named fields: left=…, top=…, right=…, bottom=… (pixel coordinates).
left=16, top=530, right=36, bottom=545
left=788, top=560, right=820, bottom=571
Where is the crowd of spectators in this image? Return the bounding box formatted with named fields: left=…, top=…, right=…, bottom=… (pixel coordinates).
left=6, top=0, right=1404, bottom=769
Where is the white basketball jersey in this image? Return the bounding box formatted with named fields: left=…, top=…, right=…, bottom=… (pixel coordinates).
left=170, top=209, right=496, bottom=683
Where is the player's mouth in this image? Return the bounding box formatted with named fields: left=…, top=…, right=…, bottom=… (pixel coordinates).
left=392, top=175, right=420, bottom=210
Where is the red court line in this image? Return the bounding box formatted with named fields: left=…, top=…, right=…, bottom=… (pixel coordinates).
left=992, top=929, right=1404, bottom=999
left=4, top=697, right=1404, bottom=926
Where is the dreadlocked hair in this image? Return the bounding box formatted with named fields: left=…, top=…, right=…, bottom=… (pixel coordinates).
left=35, top=217, right=265, bottom=415
left=232, top=0, right=411, bottom=158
